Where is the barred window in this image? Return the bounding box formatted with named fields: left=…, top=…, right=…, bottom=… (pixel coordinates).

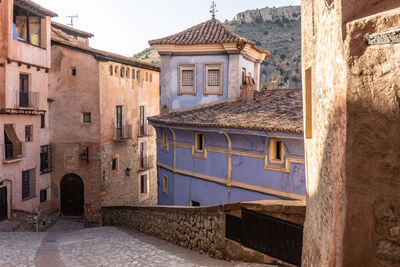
left=207, top=69, right=220, bottom=86
left=40, top=145, right=52, bottom=174
left=182, top=70, right=194, bottom=86
left=22, top=168, right=36, bottom=201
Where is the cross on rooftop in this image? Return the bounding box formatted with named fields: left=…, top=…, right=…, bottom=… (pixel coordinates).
left=210, top=1, right=218, bottom=19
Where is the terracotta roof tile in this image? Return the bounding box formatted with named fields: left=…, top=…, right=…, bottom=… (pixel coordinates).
left=149, top=18, right=265, bottom=52
left=51, top=27, right=160, bottom=72
left=51, top=21, right=94, bottom=38
left=148, top=88, right=303, bottom=134
left=14, top=0, right=57, bottom=17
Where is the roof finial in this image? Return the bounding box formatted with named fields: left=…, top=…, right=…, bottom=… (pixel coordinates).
left=210, top=1, right=218, bottom=19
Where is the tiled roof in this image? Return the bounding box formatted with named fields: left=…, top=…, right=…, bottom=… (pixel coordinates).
left=52, top=21, right=94, bottom=38
left=15, top=0, right=57, bottom=17
left=148, top=88, right=303, bottom=134
left=149, top=18, right=267, bottom=53
left=51, top=27, right=160, bottom=72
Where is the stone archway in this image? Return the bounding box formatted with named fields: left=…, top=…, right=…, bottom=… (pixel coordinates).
left=60, top=174, right=84, bottom=216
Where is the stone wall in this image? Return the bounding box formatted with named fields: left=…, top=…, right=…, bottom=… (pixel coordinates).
left=102, top=200, right=305, bottom=266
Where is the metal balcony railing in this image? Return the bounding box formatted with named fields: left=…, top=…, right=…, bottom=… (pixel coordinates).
left=2, top=142, right=25, bottom=161
left=138, top=125, right=152, bottom=137
left=139, top=155, right=154, bottom=170
left=114, top=124, right=132, bottom=141
left=15, top=91, right=39, bottom=109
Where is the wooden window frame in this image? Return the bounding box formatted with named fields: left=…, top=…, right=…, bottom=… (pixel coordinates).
left=269, top=138, right=285, bottom=164
left=177, top=63, right=197, bottom=95
left=204, top=63, right=223, bottom=96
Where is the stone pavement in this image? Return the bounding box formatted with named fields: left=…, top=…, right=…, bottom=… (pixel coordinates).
left=0, top=219, right=273, bottom=267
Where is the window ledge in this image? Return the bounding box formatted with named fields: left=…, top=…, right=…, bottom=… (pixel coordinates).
left=3, top=157, right=25, bottom=164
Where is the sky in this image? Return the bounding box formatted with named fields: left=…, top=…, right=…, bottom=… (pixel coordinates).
left=34, top=0, right=300, bottom=57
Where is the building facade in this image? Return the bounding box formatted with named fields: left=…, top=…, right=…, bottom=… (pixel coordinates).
left=149, top=18, right=306, bottom=206
left=49, top=23, right=160, bottom=223
left=0, top=0, right=57, bottom=227
left=301, top=0, right=400, bottom=266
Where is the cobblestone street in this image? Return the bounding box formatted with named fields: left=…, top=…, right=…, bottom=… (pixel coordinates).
left=0, top=220, right=271, bottom=267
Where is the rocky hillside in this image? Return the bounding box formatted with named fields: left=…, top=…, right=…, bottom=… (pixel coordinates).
left=134, top=5, right=301, bottom=88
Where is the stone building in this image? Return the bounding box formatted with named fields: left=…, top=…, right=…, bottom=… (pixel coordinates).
left=149, top=18, right=306, bottom=206
left=0, top=0, right=57, bottom=227
left=49, top=23, right=160, bottom=223
left=301, top=0, right=400, bottom=266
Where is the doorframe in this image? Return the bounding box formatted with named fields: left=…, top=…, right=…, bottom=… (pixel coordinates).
left=59, top=173, right=84, bottom=217
left=0, top=179, right=12, bottom=220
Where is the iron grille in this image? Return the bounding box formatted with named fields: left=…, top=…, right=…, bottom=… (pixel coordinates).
left=182, top=70, right=194, bottom=86
left=207, top=69, right=220, bottom=86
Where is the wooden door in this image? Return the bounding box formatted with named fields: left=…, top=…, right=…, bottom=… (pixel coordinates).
left=60, top=174, right=84, bottom=216
left=19, top=74, right=29, bottom=107
left=0, top=187, right=7, bottom=221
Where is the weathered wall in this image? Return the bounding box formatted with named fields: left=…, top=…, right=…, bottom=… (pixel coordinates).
left=154, top=125, right=305, bottom=206
left=102, top=201, right=305, bottom=266
left=302, top=0, right=400, bottom=266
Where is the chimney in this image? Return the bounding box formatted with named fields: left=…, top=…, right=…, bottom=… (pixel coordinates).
left=161, top=104, right=169, bottom=115
left=240, top=72, right=255, bottom=102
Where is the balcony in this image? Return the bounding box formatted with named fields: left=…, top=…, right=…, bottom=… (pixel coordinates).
left=2, top=142, right=25, bottom=163
left=138, top=125, right=152, bottom=137
left=114, top=124, right=132, bottom=141
left=15, top=91, right=39, bottom=109
left=139, top=155, right=154, bottom=171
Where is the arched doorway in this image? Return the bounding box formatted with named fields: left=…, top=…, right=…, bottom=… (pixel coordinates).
left=60, top=174, right=84, bottom=216
left=0, top=186, right=7, bottom=221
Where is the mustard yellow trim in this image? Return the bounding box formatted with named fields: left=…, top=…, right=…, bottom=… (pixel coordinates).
left=223, top=132, right=232, bottom=191
left=269, top=138, right=285, bottom=164
left=169, top=127, right=177, bottom=172
left=264, top=155, right=305, bottom=173
left=156, top=161, right=305, bottom=201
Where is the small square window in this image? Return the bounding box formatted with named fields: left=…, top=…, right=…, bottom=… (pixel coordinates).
left=83, top=112, right=91, bottom=123
left=178, top=63, right=196, bottom=95
left=191, top=200, right=200, bottom=207
left=71, top=67, right=76, bottom=76
left=195, top=133, right=204, bottom=152
left=162, top=174, right=168, bottom=195
left=111, top=158, right=118, bottom=171
left=140, top=174, right=148, bottom=194
left=40, top=189, right=47, bottom=203
left=269, top=139, right=285, bottom=164
left=25, top=125, right=33, bottom=142
left=204, top=63, right=223, bottom=95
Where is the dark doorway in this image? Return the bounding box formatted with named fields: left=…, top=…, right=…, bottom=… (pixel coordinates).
left=0, top=187, right=7, bottom=221
left=60, top=174, right=84, bottom=216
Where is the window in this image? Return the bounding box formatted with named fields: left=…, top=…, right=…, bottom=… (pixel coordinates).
left=22, top=168, right=35, bottom=201
left=191, top=200, right=200, bottom=207
left=13, top=5, right=41, bottom=46
left=178, top=64, right=196, bottom=95
left=40, top=114, right=45, bottom=128
left=109, top=65, right=113, bottom=76
left=111, top=158, right=118, bottom=171
left=121, top=67, right=125, bottom=78
left=136, top=70, right=140, bottom=80
left=195, top=133, right=204, bottom=152
left=140, top=174, right=148, bottom=194
left=162, top=174, right=168, bottom=195
left=25, top=125, right=33, bottom=142
left=150, top=73, right=153, bottom=83
left=83, top=112, right=91, bottom=123
left=116, top=106, right=123, bottom=129
left=145, top=72, right=148, bottom=82
left=305, top=67, right=312, bottom=139
left=269, top=139, right=285, bottom=164
left=40, top=189, right=47, bottom=203
left=139, top=105, right=147, bottom=136
left=71, top=67, right=76, bottom=76
left=19, top=74, right=29, bottom=108
left=204, top=63, right=223, bottom=95
left=40, top=145, right=51, bottom=174
left=162, top=130, right=167, bottom=147
left=126, top=68, right=130, bottom=78
left=115, top=65, right=118, bottom=74
left=4, top=124, right=22, bottom=159
left=242, top=68, right=246, bottom=85
left=132, top=69, right=135, bottom=80
left=140, top=141, right=148, bottom=168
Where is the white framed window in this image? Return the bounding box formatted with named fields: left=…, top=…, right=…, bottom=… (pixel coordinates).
left=178, top=63, right=197, bottom=95
left=162, top=174, right=168, bottom=195
left=269, top=139, right=285, bottom=164
left=204, top=63, right=223, bottom=95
